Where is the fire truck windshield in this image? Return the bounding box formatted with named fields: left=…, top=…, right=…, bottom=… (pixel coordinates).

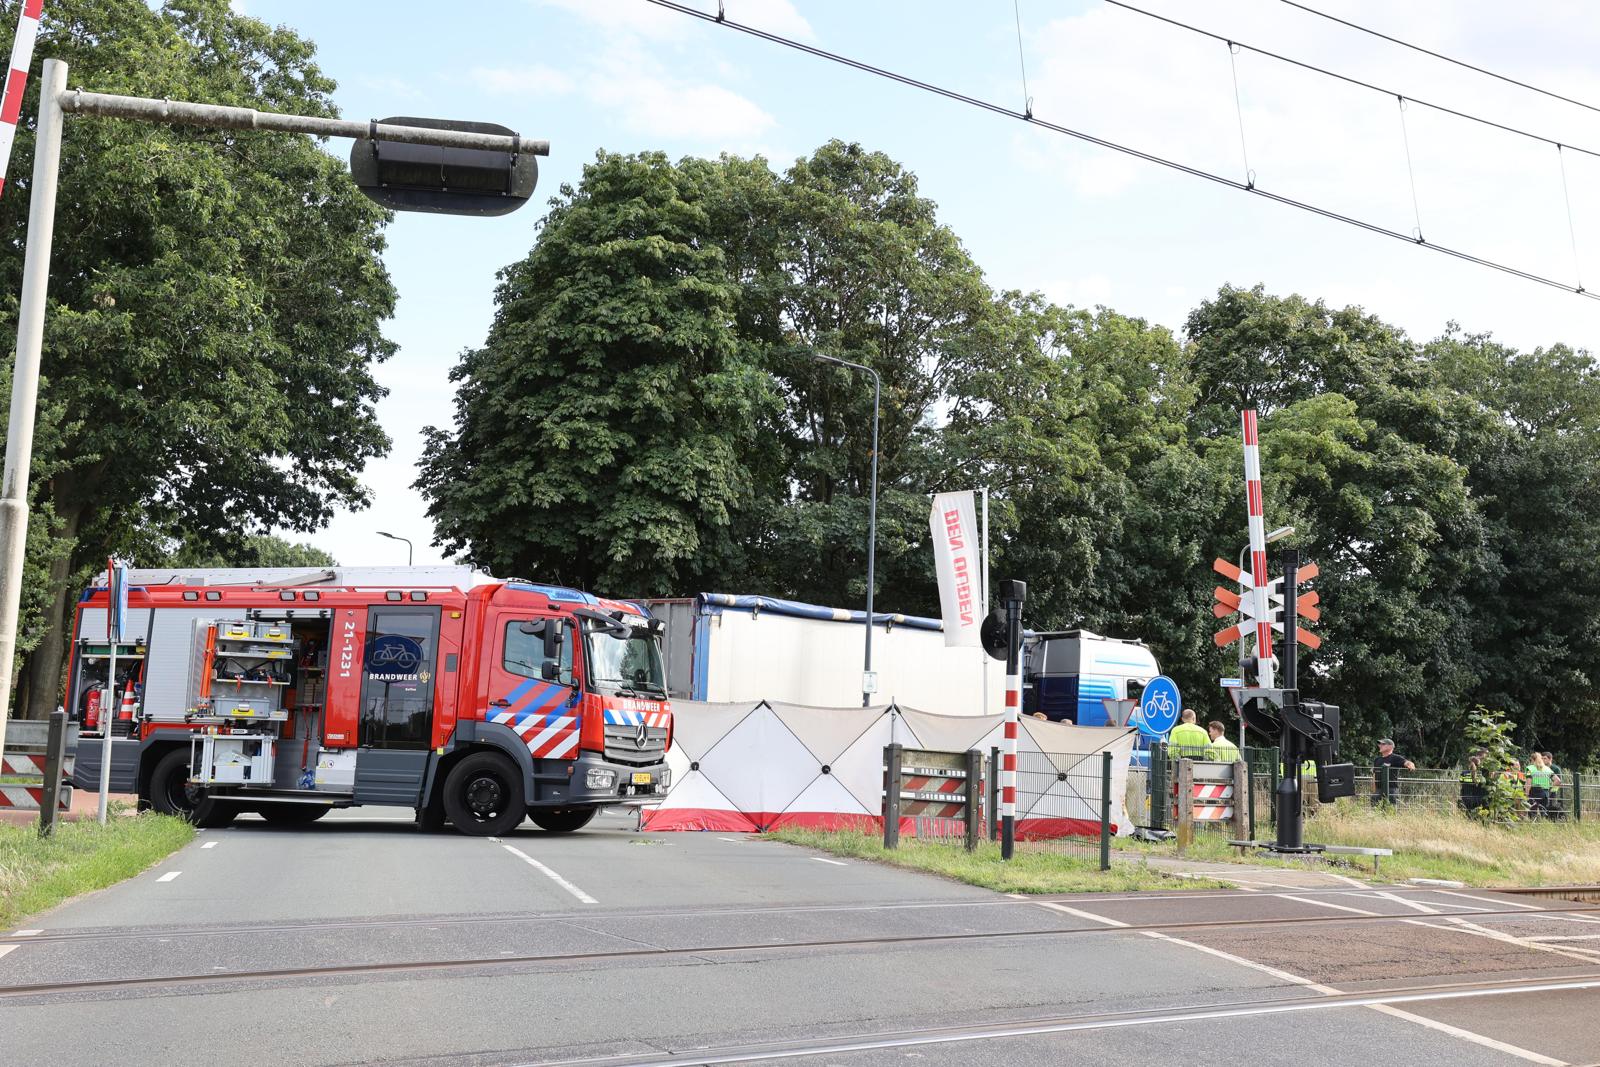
left=584, top=624, right=666, bottom=697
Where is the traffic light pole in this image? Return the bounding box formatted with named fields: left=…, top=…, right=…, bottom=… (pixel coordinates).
left=1275, top=548, right=1304, bottom=851
left=0, top=58, right=550, bottom=750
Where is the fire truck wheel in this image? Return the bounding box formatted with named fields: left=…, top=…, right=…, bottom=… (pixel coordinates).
left=256, top=804, right=330, bottom=826
left=528, top=807, right=597, bottom=833
left=442, top=752, right=525, bottom=837
left=147, top=747, right=230, bottom=827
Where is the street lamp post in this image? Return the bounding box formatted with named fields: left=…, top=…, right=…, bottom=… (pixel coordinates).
left=377, top=531, right=413, bottom=566
left=814, top=353, right=880, bottom=708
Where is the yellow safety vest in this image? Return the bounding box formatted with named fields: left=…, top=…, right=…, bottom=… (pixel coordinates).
left=1205, top=737, right=1241, bottom=762
left=1168, top=722, right=1211, bottom=758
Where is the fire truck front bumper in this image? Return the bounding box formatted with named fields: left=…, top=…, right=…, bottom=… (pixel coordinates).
left=563, top=751, right=671, bottom=807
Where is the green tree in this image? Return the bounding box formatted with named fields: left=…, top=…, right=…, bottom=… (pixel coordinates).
left=0, top=0, right=395, bottom=715
left=1431, top=330, right=1600, bottom=762
left=1185, top=286, right=1486, bottom=761
left=418, top=151, right=778, bottom=594
left=168, top=533, right=337, bottom=568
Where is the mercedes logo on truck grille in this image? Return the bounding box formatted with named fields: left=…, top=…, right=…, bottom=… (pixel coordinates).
left=635, top=720, right=649, bottom=750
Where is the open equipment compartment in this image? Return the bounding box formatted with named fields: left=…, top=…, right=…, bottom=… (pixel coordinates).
left=184, top=610, right=339, bottom=792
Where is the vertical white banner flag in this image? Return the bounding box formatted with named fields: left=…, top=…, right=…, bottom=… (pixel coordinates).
left=929, top=490, right=982, bottom=647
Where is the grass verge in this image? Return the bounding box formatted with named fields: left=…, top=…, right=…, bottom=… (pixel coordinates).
left=769, top=828, right=1231, bottom=893
left=1122, top=803, right=1600, bottom=886
left=1301, top=803, right=1600, bottom=886
left=0, top=807, right=194, bottom=927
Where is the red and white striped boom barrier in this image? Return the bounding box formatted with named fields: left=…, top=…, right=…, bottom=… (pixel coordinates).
left=0, top=0, right=42, bottom=195
left=1240, top=410, right=1275, bottom=687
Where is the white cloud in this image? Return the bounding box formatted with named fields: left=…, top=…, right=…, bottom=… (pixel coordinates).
left=537, top=0, right=697, bottom=40
left=726, top=0, right=814, bottom=42
left=471, top=65, right=575, bottom=96
left=589, top=69, right=775, bottom=140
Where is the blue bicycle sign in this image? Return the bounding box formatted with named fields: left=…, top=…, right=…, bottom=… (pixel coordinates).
left=1136, top=675, right=1182, bottom=738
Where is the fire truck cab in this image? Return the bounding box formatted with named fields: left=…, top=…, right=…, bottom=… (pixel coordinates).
left=69, top=567, right=672, bottom=836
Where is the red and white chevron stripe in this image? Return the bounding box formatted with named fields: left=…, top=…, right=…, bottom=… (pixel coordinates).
left=1192, top=804, right=1233, bottom=821
left=0, top=0, right=43, bottom=195
left=0, top=782, right=69, bottom=811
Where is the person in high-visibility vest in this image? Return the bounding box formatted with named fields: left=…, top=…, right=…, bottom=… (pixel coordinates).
left=1204, top=720, right=1241, bottom=762
left=1168, top=708, right=1211, bottom=759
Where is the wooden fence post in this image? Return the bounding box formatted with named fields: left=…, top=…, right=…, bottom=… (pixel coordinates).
left=882, top=743, right=902, bottom=849
left=1231, top=759, right=1249, bottom=841
left=1176, top=758, right=1195, bottom=854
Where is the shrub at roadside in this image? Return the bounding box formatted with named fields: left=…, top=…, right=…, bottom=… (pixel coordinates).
left=0, top=809, right=193, bottom=927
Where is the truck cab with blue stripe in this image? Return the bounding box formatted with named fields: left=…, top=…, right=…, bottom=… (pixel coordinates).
left=1023, top=629, right=1160, bottom=726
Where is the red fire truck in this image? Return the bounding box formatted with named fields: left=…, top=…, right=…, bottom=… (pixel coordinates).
left=69, top=567, right=672, bottom=836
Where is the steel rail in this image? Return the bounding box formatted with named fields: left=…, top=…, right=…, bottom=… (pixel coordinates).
left=4, top=887, right=1588, bottom=947
left=4, top=903, right=1597, bottom=999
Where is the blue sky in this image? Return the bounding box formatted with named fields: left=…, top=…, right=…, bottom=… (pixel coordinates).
left=232, top=0, right=1600, bottom=569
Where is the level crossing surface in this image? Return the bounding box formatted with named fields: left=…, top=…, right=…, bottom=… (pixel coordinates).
left=1, top=809, right=1596, bottom=1066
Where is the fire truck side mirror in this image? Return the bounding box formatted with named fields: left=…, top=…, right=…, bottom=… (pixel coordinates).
left=541, top=661, right=560, bottom=681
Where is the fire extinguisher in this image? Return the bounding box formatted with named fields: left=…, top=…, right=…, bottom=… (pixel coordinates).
left=82, top=684, right=103, bottom=731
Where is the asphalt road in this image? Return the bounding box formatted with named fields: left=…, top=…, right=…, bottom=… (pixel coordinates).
left=2, top=807, right=1597, bottom=1066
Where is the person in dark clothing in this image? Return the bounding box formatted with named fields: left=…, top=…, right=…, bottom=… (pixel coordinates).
left=1372, top=738, right=1414, bottom=806
left=1458, top=750, right=1488, bottom=814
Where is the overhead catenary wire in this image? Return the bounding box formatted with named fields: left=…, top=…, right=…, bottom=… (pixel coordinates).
left=1103, top=0, right=1600, bottom=164
left=1012, top=0, right=1032, bottom=119
left=1278, top=0, right=1600, bottom=119
left=641, top=0, right=1600, bottom=304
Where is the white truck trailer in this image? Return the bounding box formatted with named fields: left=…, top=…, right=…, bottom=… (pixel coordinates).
left=647, top=593, right=1006, bottom=713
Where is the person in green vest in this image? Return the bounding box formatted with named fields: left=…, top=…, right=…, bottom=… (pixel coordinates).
left=1168, top=708, right=1211, bottom=759
left=1205, top=720, right=1241, bottom=762
left=1525, top=751, right=1557, bottom=818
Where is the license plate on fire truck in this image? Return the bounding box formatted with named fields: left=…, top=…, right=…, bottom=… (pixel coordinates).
left=631, top=772, right=653, bottom=786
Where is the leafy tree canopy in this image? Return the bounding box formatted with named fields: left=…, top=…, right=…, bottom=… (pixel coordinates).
left=1, top=0, right=395, bottom=715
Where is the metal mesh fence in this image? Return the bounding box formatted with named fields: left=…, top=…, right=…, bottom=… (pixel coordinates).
left=1010, top=750, right=1111, bottom=865
left=1241, top=746, right=1600, bottom=823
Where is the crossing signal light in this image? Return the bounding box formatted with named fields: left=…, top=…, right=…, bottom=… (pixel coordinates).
left=980, top=609, right=1008, bottom=662
left=350, top=117, right=538, bottom=217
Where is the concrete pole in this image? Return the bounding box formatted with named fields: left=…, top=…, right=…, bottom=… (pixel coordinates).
left=0, top=58, right=66, bottom=761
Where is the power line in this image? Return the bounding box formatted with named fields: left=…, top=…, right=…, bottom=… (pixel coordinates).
left=641, top=0, right=1599, bottom=304
left=1278, top=0, right=1600, bottom=119
left=1104, top=0, right=1600, bottom=164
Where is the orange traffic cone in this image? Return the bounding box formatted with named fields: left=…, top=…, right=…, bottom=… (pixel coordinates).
left=115, top=681, right=137, bottom=737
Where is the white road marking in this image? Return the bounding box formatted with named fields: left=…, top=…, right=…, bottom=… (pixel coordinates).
left=499, top=843, right=597, bottom=904
left=719, top=837, right=745, bottom=843
left=200, top=841, right=217, bottom=849
left=1434, top=889, right=1543, bottom=910
left=0, top=945, right=16, bottom=961
left=1033, top=901, right=1129, bottom=927
left=1523, top=934, right=1600, bottom=941
left=1275, top=894, right=1380, bottom=916
left=13, top=929, right=41, bottom=936
left=1367, top=890, right=1445, bottom=914
left=810, top=857, right=848, bottom=866
left=156, top=871, right=181, bottom=883
left=1325, top=872, right=1373, bottom=889
left=1033, top=898, right=1566, bottom=1064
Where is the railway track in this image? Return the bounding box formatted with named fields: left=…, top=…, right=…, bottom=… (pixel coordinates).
left=5, top=900, right=1598, bottom=1001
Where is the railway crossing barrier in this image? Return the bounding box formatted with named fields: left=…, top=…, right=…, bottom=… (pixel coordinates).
left=1172, top=757, right=1248, bottom=851
left=1, top=710, right=73, bottom=834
